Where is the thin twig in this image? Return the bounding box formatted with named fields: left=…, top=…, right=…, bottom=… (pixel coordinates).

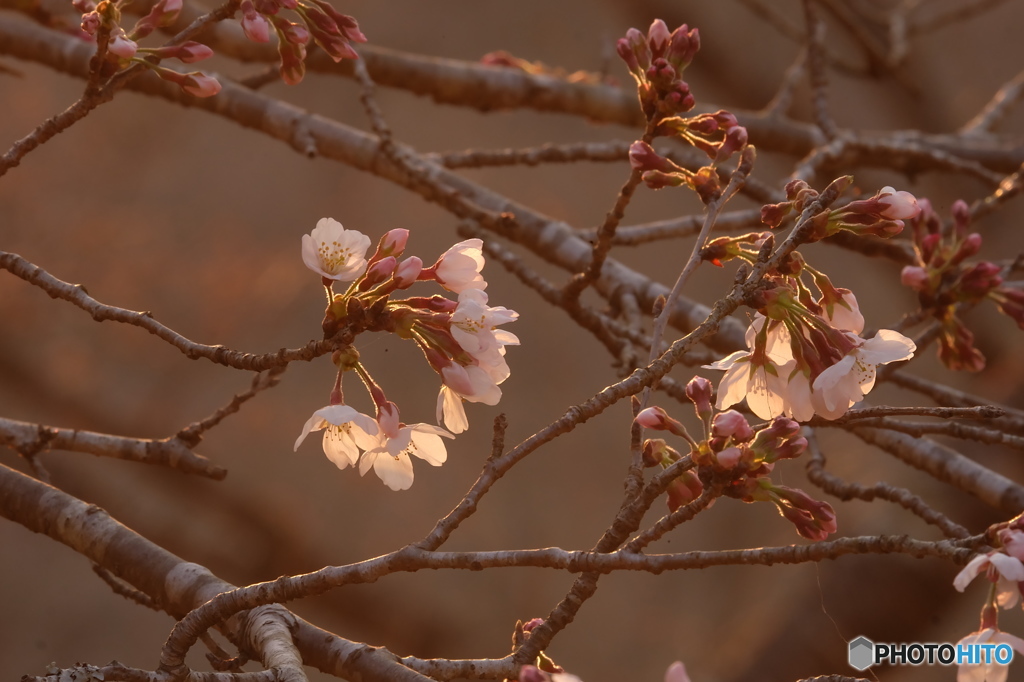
left=0, top=251, right=343, bottom=371
left=805, top=431, right=970, bottom=539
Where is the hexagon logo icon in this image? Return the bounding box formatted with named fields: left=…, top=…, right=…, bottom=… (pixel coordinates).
left=848, top=636, right=874, bottom=671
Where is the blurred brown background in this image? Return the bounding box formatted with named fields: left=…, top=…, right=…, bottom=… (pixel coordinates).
left=2, top=1, right=1024, bottom=680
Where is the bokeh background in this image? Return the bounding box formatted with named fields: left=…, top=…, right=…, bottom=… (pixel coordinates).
left=2, top=1, right=1024, bottom=680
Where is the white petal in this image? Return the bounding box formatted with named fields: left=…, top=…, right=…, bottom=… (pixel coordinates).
left=858, top=329, right=916, bottom=365
left=374, top=452, right=414, bottom=490
left=294, top=413, right=327, bottom=451
left=954, top=555, right=989, bottom=592
left=321, top=428, right=359, bottom=469
left=990, top=553, right=1024, bottom=582
left=358, top=449, right=378, bottom=477
left=715, top=361, right=751, bottom=410
left=409, top=429, right=449, bottom=466
left=438, top=386, right=469, bottom=434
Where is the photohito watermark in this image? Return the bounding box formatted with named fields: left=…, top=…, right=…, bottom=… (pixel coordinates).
left=848, top=636, right=1014, bottom=671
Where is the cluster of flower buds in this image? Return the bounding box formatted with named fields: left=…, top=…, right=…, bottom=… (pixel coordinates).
left=293, top=219, right=518, bottom=490
left=636, top=377, right=835, bottom=540
left=761, top=178, right=921, bottom=241
left=628, top=141, right=721, bottom=202
left=706, top=270, right=916, bottom=421
left=899, top=199, right=1023, bottom=371
left=618, top=21, right=748, bottom=203
left=237, top=0, right=365, bottom=84
left=75, top=0, right=221, bottom=97
left=616, top=19, right=700, bottom=119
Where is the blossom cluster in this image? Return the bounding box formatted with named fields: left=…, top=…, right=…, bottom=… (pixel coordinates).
left=75, top=0, right=221, bottom=97
left=707, top=282, right=915, bottom=422
left=636, top=377, right=836, bottom=541
left=952, top=527, right=1024, bottom=682
left=618, top=20, right=748, bottom=202
left=900, top=198, right=1024, bottom=372
left=695, top=179, right=923, bottom=422
left=293, top=219, right=518, bottom=490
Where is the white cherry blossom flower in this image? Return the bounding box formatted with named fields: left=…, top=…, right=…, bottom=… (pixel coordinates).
left=293, top=405, right=379, bottom=469
left=812, top=329, right=916, bottom=419
left=359, top=423, right=454, bottom=490
left=706, top=350, right=790, bottom=420
left=956, top=628, right=1024, bottom=682
left=301, top=217, right=371, bottom=281
left=434, top=239, right=486, bottom=292
left=955, top=552, right=1024, bottom=609
left=451, top=288, right=520, bottom=358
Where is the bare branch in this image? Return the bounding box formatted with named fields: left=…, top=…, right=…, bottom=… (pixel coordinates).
left=0, top=415, right=227, bottom=479
left=0, top=251, right=342, bottom=371
left=850, top=427, right=1024, bottom=514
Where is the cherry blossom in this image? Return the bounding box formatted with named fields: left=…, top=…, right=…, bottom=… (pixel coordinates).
left=432, top=238, right=486, bottom=292
left=956, top=628, right=1024, bottom=682
left=293, top=405, right=379, bottom=470
left=359, top=423, right=454, bottom=491
left=955, top=551, right=1024, bottom=609
left=301, top=217, right=371, bottom=281
left=705, top=349, right=789, bottom=421
left=811, top=329, right=916, bottom=419
left=450, top=288, right=520, bottom=359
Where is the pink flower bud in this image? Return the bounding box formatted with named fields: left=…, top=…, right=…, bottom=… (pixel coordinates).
left=380, top=228, right=409, bottom=256
left=647, top=19, right=671, bottom=58
left=959, top=261, right=1003, bottom=298
left=665, top=661, right=692, bottom=682
left=175, top=41, right=215, bottom=63
left=950, top=232, right=982, bottom=266
left=359, top=256, right=397, bottom=290
left=900, top=265, right=929, bottom=292
left=878, top=186, right=920, bottom=221
left=666, top=25, right=700, bottom=71
left=108, top=32, right=138, bottom=59
left=628, top=141, right=674, bottom=173
left=181, top=72, right=221, bottom=97
left=241, top=2, right=271, bottom=43
left=951, top=199, right=971, bottom=238
left=684, top=376, right=713, bottom=420
left=666, top=471, right=703, bottom=512
left=393, top=256, right=423, bottom=288
left=636, top=406, right=675, bottom=430
left=711, top=410, right=754, bottom=442
left=715, top=446, right=743, bottom=469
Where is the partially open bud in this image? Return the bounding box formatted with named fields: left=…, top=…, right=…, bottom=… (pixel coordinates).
left=684, top=376, right=713, bottom=423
